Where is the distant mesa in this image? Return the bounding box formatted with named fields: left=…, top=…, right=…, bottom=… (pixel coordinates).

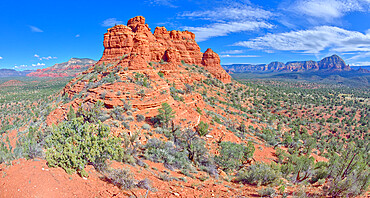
left=0, top=69, right=34, bottom=78
left=26, top=58, right=96, bottom=77
left=223, top=54, right=353, bottom=73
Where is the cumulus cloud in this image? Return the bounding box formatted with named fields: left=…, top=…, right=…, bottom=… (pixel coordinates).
left=0, top=56, right=3, bottom=60
left=235, top=26, right=370, bottom=54
left=102, top=18, right=123, bottom=27
left=29, top=25, right=43, bottom=32
left=184, top=21, right=273, bottom=42
left=180, top=5, right=274, bottom=21
left=289, top=0, right=370, bottom=21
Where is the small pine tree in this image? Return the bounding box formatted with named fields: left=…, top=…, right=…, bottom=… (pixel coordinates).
left=157, top=103, right=175, bottom=128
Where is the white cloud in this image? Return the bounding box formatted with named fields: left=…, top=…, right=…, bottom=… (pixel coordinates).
left=184, top=21, right=274, bottom=42
left=235, top=26, right=370, bottom=54
left=347, top=52, right=370, bottom=60
left=147, top=0, right=177, bottom=8
left=29, top=25, right=43, bottom=32
left=220, top=54, right=260, bottom=58
left=102, top=18, right=123, bottom=27
left=181, top=5, right=273, bottom=21
left=34, top=54, right=57, bottom=60
left=13, top=62, right=45, bottom=69
left=220, top=50, right=244, bottom=54
left=32, top=63, right=45, bottom=67
left=180, top=4, right=274, bottom=42
left=349, top=61, right=370, bottom=66
left=75, top=34, right=80, bottom=38
left=0, top=56, right=2, bottom=60
left=290, top=0, right=370, bottom=21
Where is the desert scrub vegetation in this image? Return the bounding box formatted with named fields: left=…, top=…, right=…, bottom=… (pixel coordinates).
left=0, top=77, right=70, bottom=164
left=236, top=162, right=281, bottom=186
left=215, top=141, right=255, bottom=172
left=45, top=117, right=125, bottom=177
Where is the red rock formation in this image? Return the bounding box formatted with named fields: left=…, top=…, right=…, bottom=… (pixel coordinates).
left=201, top=49, right=232, bottom=83
left=98, top=16, right=231, bottom=83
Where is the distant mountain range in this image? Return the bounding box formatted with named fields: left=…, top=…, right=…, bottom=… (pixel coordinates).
left=27, top=58, right=96, bottom=77
left=0, top=69, right=34, bottom=78
left=223, top=55, right=368, bottom=73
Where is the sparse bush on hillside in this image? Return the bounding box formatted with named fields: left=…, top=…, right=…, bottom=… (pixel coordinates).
left=103, top=168, right=136, bottom=189
left=67, top=105, right=76, bottom=120
left=324, top=142, right=369, bottom=197
left=76, top=100, right=105, bottom=123
left=215, top=141, right=255, bottom=172
left=196, top=121, right=209, bottom=136
left=174, top=128, right=218, bottom=177
left=45, top=117, right=125, bottom=177
left=0, top=137, right=13, bottom=164
left=144, top=138, right=190, bottom=170
left=110, top=106, right=125, bottom=121
left=236, top=162, right=281, bottom=186
left=136, top=114, right=145, bottom=122
left=257, top=187, right=276, bottom=198
left=15, top=126, right=44, bottom=160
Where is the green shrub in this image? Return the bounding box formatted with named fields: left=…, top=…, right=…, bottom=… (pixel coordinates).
left=0, top=138, right=13, bottom=164
left=325, top=143, right=369, bottom=197
left=144, top=138, right=190, bottom=170
left=236, top=162, right=281, bottom=186
left=103, top=168, right=135, bottom=189
left=76, top=100, right=105, bottom=123
left=215, top=141, right=255, bottom=172
left=136, top=114, right=145, bottom=122
left=45, top=117, right=125, bottom=177
left=257, top=187, right=276, bottom=197
left=196, top=121, right=209, bottom=136
left=142, top=123, right=151, bottom=130
left=15, top=126, right=44, bottom=160
left=110, top=106, right=125, bottom=121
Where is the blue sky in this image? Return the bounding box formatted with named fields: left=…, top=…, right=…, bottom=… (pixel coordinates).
left=0, top=0, right=370, bottom=70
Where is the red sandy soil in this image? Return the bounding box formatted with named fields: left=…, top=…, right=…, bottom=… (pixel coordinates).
left=0, top=159, right=262, bottom=198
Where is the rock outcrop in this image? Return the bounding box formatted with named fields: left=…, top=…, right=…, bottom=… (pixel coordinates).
left=98, top=16, right=231, bottom=83
left=47, top=16, right=232, bottom=128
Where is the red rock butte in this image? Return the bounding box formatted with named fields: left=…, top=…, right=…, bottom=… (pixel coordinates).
left=98, top=16, right=231, bottom=83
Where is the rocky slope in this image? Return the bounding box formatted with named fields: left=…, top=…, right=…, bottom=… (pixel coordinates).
left=27, top=58, right=96, bottom=77
left=47, top=16, right=234, bottom=138
left=224, top=54, right=352, bottom=72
